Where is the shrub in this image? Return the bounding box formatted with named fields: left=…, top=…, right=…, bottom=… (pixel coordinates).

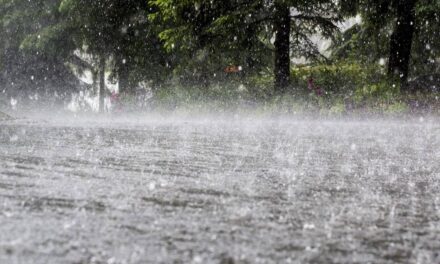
left=290, top=61, right=386, bottom=96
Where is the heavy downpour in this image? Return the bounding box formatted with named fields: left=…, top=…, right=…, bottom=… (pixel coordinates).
left=1, top=1, right=439, bottom=264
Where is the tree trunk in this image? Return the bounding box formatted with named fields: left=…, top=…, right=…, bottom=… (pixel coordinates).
left=99, top=56, right=105, bottom=113
left=274, top=2, right=291, bottom=93
left=388, top=0, right=416, bottom=86
left=244, top=25, right=258, bottom=78
left=118, top=59, right=130, bottom=95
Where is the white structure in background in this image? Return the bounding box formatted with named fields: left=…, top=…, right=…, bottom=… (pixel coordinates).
left=10, top=98, right=18, bottom=110
left=66, top=50, right=118, bottom=113
left=293, top=15, right=362, bottom=64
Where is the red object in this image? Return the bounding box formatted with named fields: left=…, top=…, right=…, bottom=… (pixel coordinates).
left=308, top=78, right=314, bottom=90
left=308, top=77, right=324, bottom=96
left=110, top=91, right=122, bottom=112
left=110, top=91, right=119, bottom=102
left=316, top=87, right=322, bottom=96
left=224, top=65, right=241, bottom=73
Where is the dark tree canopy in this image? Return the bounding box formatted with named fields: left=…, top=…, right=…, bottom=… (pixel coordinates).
left=0, top=0, right=438, bottom=107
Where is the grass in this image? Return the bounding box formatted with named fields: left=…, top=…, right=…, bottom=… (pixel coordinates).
left=133, top=84, right=439, bottom=117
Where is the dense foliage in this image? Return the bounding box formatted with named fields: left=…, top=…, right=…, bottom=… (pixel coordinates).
left=0, top=0, right=438, bottom=112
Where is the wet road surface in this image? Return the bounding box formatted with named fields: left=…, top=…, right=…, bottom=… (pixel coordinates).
left=1, top=117, right=440, bottom=263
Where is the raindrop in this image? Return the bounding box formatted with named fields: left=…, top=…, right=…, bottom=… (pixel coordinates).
left=193, top=256, right=203, bottom=263
left=10, top=135, right=18, bottom=142
left=303, top=223, right=315, bottom=230
left=10, top=98, right=17, bottom=108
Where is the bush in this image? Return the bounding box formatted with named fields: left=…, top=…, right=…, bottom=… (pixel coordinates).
left=290, top=61, right=386, bottom=96
left=145, top=60, right=439, bottom=116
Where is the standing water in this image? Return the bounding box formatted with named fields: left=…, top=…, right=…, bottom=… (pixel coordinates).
left=0, top=115, right=439, bottom=263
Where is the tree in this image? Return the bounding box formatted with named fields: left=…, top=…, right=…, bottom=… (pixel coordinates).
left=273, top=1, right=291, bottom=92
left=334, top=0, right=439, bottom=87
left=273, top=0, right=342, bottom=93
left=387, top=0, right=417, bottom=84
left=151, top=0, right=341, bottom=93
left=1, top=0, right=175, bottom=110
left=55, top=0, right=171, bottom=110
left=149, top=0, right=269, bottom=87
left=0, top=0, right=79, bottom=100
left=411, top=0, right=440, bottom=78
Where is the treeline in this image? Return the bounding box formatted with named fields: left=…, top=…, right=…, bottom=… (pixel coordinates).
left=0, top=0, right=439, bottom=105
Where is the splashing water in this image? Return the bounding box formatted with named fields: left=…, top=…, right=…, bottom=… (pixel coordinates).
left=0, top=115, right=439, bottom=263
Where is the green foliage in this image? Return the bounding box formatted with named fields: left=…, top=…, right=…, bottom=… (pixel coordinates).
left=20, top=22, right=75, bottom=58
left=411, top=0, right=440, bottom=76
left=291, top=61, right=386, bottom=95
left=0, top=0, right=79, bottom=96
left=385, top=101, right=408, bottom=114
left=353, top=81, right=400, bottom=104
left=329, top=100, right=346, bottom=115
left=149, top=0, right=272, bottom=86
left=0, top=0, right=438, bottom=112
left=150, top=0, right=342, bottom=87
left=330, top=24, right=390, bottom=62
left=331, top=0, right=440, bottom=78
left=56, top=0, right=171, bottom=85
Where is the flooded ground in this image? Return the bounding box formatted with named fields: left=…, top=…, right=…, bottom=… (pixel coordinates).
left=1, top=115, right=439, bottom=263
